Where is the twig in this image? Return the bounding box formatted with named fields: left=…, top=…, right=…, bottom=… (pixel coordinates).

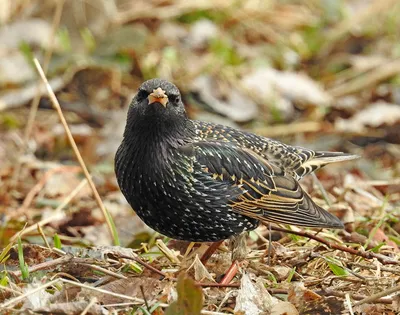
left=311, top=173, right=332, bottom=207
left=0, top=278, right=60, bottom=308
left=80, top=297, right=97, bottom=315
left=13, top=166, right=79, bottom=217
left=80, top=263, right=127, bottom=280
left=318, top=288, right=393, bottom=304
left=12, top=254, right=73, bottom=278
left=353, top=283, right=400, bottom=307
left=268, top=223, right=272, bottom=265
left=37, top=224, right=51, bottom=249
left=328, top=58, right=400, bottom=97
left=345, top=293, right=355, bottom=315
left=156, top=239, right=180, bottom=264
left=33, top=58, right=119, bottom=245
left=270, top=226, right=400, bottom=265
left=0, top=285, right=22, bottom=297
left=60, top=279, right=230, bottom=315
left=10, top=178, right=88, bottom=242
left=347, top=262, right=400, bottom=275
left=118, top=254, right=167, bottom=278
left=139, top=285, right=150, bottom=312
left=197, top=282, right=239, bottom=288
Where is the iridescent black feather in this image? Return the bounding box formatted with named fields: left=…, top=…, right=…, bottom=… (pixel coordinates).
left=115, top=78, right=359, bottom=242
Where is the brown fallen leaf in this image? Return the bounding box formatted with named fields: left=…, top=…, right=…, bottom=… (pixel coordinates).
left=80, top=277, right=162, bottom=305
left=165, top=273, right=203, bottom=315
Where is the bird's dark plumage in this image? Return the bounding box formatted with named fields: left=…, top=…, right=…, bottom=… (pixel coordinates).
left=115, top=78, right=358, bottom=242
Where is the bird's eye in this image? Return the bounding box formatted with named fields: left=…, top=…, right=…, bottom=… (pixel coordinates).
left=137, top=89, right=148, bottom=101
left=172, top=95, right=180, bottom=104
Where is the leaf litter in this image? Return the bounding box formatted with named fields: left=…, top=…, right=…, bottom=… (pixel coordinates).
left=1, top=0, right=400, bottom=314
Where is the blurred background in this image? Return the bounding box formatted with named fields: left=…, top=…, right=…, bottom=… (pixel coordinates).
left=1, top=0, right=400, bottom=247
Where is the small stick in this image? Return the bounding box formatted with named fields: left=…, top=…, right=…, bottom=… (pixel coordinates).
left=118, top=254, right=167, bottom=278
left=80, top=297, right=97, bottom=315
left=139, top=285, right=150, bottom=312
left=37, top=224, right=51, bottom=249
left=12, top=255, right=73, bottom=277
left=267, top=223, right=272, bottom=265
left=33, top=58, right=119, bottom=245
left=311, top=173, right=332, bottom=207
left=270, top=226, right=400, bottom=265
left=353, top=283, right=400, bottom=307
left=14, top=166, right=77, bottom=216
left=197, top=282, right=239, bottom=288
left=0, top=278, right=60, bottom=308
left=80, top=263, right=127, bottom=280
left=319, top=288, right=393, bottom=304
left=10, top=178, right=88, bottom=242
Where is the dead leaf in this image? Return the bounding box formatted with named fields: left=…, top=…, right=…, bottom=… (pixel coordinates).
left=81, top=277, right=162, bottom=305
left=0, top=18, right=57, bottom=52
left=234, top=273, right=278, bottom=315
left=335, top=101, right=400, bottom=133
left=165, top=273, right=203, bottom=315
left=34, top=301, right=106, bottom=314
left=241, top=67, right=331, bottom=109
left=186, top=254, right=215, bottom=282
left=191, top=75, right=258, bottom=122
left=270, top=301, right=299, bottom=315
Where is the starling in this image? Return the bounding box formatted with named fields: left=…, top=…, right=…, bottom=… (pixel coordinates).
left=115, top=78, right=358, bottom=242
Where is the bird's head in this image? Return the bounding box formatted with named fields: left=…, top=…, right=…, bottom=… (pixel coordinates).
left=129, top=78, right=186, bottom=121
left=124, top=78, right=192, bottom=145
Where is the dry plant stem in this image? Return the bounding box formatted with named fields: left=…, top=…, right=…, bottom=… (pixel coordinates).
left=0, top=285, right=22, bottom=297
left=37, top=224, right=51, bottom=249
left=271, top=226, right=400, bottom=265
left=33, top=58, right=118, bottom=245
left=320, top=288, right=393, bottom=305
left=219, top=261, right=239, bottom=285
left=320, top=0, right=396, bottom=57
left=80, top=297, right=97, bottom=315
left=311, top=173, right=331, bottom=207
left=80, top=263, right=127, bottom=280
left=200, top=240, right=224, bottom=265
left=118, top=254, right=167, bottom=278
left=0, top=278, right=60, bottom=308
left=197, top=282, right=239, bottom=288
left=345, top=293, right=355, bottom=315
left=11, top=0, right=65, bottom=187
left=329, top=58, right=400, bottom=97
left=12, top=254, right=73, bottom=278
left=11, top=278, right=229, bottom=315
left=353, top=283, right=400, bottom=307
left=10, top=178, right=88, bottom=242
left=14, top=166, right=80, bottom=216
left=140, top=285, right=150, bottom=312
left=347, top=262, right=400, bottom=275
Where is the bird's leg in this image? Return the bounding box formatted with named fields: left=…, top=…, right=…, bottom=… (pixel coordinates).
left=200, top=240, right=224, bottom=265
left=230, top=232, right=249, bottom=262
left=219, top=232, right=249, bottom=284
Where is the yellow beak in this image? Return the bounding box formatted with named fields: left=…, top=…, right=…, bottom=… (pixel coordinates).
left=148, top=87, right=168, bottom=107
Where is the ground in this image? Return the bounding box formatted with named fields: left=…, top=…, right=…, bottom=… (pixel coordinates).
left=0, top=0, right=400, bottom=314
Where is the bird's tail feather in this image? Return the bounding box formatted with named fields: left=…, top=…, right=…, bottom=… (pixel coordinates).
left=258, top=189, right=344, bottom=229
left=296, top=151, right=359, bottom=178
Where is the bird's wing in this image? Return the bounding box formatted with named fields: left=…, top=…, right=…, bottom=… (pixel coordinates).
left=179, top=141, right=343, bottom=228
left=193, top=121, right=359, bottom=179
